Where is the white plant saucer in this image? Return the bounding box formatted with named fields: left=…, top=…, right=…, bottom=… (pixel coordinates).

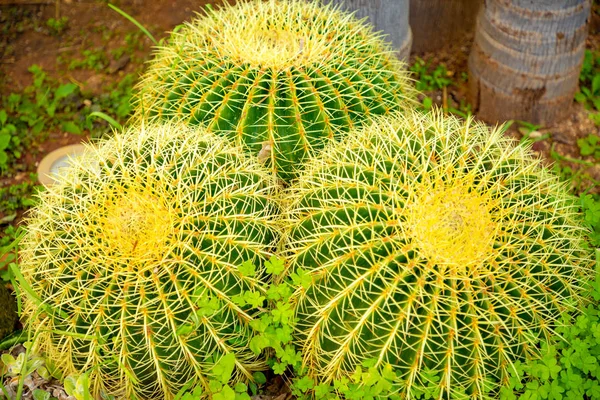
left=37, top=144, right=87, bottom=187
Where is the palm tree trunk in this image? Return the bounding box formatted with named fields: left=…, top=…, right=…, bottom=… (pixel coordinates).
left=469, top=0, right=590, bottom=125
left=325, top=0, right=412, bottom=60
left=409, top=0, right=482, bottom=53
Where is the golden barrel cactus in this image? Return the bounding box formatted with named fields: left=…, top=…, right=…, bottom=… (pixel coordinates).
left=18, top=123, right=279, bottom=399
left=284, top=109, right=593, bottom=398
left=134, top=0, right=415, bottom=181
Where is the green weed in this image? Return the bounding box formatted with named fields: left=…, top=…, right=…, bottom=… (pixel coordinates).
left=410, top=57, right=452, bottom=92
left=67, top=48, right=109, bottom=72
left=1, top=65, right=82, bottom=173
left=409, top=57, right=472, bottom=118
left=46, top=17, right=69, bottom=36
left=550, top=143, right=600, bottom=194
left=580, top=193, right=600, bottom=247
left=0, top=175, right=42, bottom=221
left=578, top=133, right=600, bottom=159
left=576, top=50, right=600, bottom=111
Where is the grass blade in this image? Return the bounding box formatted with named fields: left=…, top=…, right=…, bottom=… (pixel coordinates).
left=107, top=3, right=157, bottom=45
left=87, top=111, right=122, bottom=130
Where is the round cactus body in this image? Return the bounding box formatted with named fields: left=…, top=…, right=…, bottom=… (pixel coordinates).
left=284, top=110, right=592, bottom=398
left=19, top=123, right=279, bottom=399
left=134, top=0, right=415, bottom=182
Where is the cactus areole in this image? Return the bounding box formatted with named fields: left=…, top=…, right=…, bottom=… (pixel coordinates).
left=135, top=0, right=414, bottom=182
left=285, top=110, right=592, bottom=398
left=19, top=124, right=279, bottom=399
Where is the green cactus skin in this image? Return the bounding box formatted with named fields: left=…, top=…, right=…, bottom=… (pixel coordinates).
left=19, top=123, right=279, bottom=399
left=134, top=0, right=415, bottom=182
left=284, top=109, right=593, bottom=399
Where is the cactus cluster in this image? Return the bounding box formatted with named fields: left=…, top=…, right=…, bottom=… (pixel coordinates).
left=284, top=110, right=592, bottom=398
left=15, top=0, right=594, bottom=398
left=134, top=0, right=415, bottom=181
left=19, top=124, right=279, bottom=399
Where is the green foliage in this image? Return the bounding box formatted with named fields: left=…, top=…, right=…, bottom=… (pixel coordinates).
left=64, top=372, right=92, bottom=400
left=516, top=121, right=550, bottom=145
left=580, top=193, right=600, bottom=247
left=110, top=31, right=145, bottom=60
left=107, top=3, right=157, bottom=46
left=0, top=110, right=17, bottom=171
left=0, top=63, right=136, bottom=175
left=409, top=57, right=452, bottom=92
left=0, top=175, right=42, bottom=220
left=577, top=133, right=600, bottom=159
left=550, top=143, right=600, bottom=194
left=0, top=65, right=80, bottom=173
left=576, top=50, right=600, bottom=111
left=32, top=388, right=57, bottom=400
left=67, top=48, right=109, bottom=72
left=1, top=347, right=50, bottom=381
left=46, top=17, right=69, bottom=36
left=0, top=341, right=53, bottom=400
left=408, top=57, right=471, bottom=117
left=174, top=353, right=256, bottom=400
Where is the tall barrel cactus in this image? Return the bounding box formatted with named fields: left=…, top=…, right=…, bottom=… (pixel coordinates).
left=134, top=0, right=415, bottom=182
left=18, top=123, right=279, bottom=399
left=284, top=109, right=592, bottom=398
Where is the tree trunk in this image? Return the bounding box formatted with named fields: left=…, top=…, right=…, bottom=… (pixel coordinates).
left=325, top=0, right=412, bottom=60
left=469, top=0, right=590, bottom=126
left=409, top=0, right=482, bottom=53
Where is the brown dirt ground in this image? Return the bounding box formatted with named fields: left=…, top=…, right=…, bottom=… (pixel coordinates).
left=0, top=0, right=223, bottom=193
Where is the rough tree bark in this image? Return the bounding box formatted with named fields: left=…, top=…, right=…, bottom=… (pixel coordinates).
left=325, top=0, right=412, bottom=60
left=409, top=0, right=482, bottom=53
left=469, top=0, right=590, bottom=125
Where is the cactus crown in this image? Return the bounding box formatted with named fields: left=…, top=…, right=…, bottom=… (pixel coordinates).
left=19, top=123, right=279, bottom=399
left=200, top=0, right=334, bottom=70
left=285, top=109, right=592, bottom=398
left=134, top=0, right=415, bottom=181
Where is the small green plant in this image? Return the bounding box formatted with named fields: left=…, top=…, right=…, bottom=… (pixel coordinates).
left=174, top=354, right=254, bottom=400
left=63, top=372, right=92, bottom=400
left=0, top=341, right=53, bottom=400
left=67, top=48, right=109, bottom=71
left=0, top=175, right=43, bottom=221
left=576, top=50, right=600, bottom=111
left=0, top=63, right=138, bottom=174
left=0, top=110, right=18, bottom=172
left=46, top=17, right=69, bottom=35
left=577, top=133, right=600, bottom=159
left=410, top=57, right=452, bottom=92
left=0, top=65, right=82, bottom=173
left=580, top=193, right=600, bottom=247
left=516, top=121, right=550, bottom=145
left=550, top=143, right=600, bottom=194
left=110, top=31, right=145, bottom=60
